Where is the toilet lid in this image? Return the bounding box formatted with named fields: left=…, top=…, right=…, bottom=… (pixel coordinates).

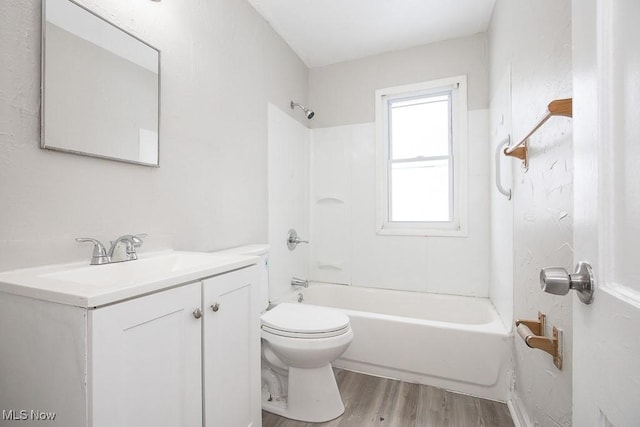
left=261, top=302, right=350, bottom=335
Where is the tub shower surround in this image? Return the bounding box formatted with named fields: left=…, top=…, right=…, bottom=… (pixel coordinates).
left=308, top=111, right=491, bottom=297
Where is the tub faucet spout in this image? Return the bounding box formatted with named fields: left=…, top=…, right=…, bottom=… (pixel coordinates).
left=291, top=277, right=308, bottom=288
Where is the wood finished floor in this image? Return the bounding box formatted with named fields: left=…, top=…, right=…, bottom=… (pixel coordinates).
left=262, top=370, right=514, bottom=427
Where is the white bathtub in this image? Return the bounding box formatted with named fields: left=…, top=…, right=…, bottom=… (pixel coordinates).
left=280, top=284, right=511, bottom=402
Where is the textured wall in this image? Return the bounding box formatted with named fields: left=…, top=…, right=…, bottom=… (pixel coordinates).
left=489, top=1, right=573, bottom=425
left=0, top=0, right=308, bottom=271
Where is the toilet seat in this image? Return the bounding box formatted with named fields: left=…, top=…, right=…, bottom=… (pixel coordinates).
left=261, top=303, right=350, bottom=339
left=262, top=324, right=350, bottom=339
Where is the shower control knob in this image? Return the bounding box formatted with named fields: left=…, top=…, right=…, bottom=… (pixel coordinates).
left=287, top=229, right=309, bottom=251
left=540, top=261, right=595, bottom=305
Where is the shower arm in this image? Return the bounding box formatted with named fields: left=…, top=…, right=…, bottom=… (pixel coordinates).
left=290, top=101, right=315, bottom=119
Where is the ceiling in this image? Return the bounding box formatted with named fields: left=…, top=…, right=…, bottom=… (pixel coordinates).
left=247, top=0, right=496, bottom=68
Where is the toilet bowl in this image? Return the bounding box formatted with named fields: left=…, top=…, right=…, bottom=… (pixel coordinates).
left=261, top=302, right=353, bottom=422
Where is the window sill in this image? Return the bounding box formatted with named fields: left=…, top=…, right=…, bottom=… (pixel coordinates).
left=376, top=226, right=468, bottom=238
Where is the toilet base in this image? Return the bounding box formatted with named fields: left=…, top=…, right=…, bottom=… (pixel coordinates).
left=262, top=364, right=345, bottom=422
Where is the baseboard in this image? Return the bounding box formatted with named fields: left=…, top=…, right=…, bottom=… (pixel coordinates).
left=507, top=390, right=533, bottom=427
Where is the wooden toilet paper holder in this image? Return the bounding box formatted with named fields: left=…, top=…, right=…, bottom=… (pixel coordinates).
left=515, top=312, right=562, bottom=370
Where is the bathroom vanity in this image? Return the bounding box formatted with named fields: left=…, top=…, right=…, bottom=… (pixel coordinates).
left=0, top=251, right=262, bottom=427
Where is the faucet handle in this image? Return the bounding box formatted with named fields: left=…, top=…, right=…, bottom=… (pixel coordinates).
left=132, top=234, right=147, bottom=247
left=287, top=229, right=309, bottom=251
left=75, top=238, right=110, bottom=265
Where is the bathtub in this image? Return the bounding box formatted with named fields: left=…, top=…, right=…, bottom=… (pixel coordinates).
left=279, top=284, right=511, bottom=402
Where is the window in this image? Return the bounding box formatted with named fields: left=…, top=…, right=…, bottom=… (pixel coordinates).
left=375, top=76, right=468, bottom=236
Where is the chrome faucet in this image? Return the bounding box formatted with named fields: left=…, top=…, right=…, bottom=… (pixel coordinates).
left=291, top=277, right=309, bottom=288
left=76, top=234, right=146, bottom=265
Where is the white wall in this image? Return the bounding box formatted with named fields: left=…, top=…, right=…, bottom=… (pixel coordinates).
left=0, top=0, right=308, bottom=272
left=308, top=34, right=491, bottom=297
left=309, top=33, right=489, bottom=128
left=489, top=1, right=573, bottom=425
left=267, top=103, right=309, bottom=300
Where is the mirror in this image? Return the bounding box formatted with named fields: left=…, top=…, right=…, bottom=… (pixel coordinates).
left=42, top=0, right=160, bottom=166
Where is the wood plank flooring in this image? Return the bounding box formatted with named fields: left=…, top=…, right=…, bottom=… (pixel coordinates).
left=262, top=370, right=514, bottom=427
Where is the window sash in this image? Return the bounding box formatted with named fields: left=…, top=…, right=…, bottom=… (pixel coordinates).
left=386, top=91, right=454, bottom=224
left=388, top=158, right=454, bottom=224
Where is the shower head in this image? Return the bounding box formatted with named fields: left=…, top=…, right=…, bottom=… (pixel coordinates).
left=290, top=101, right=315, bottom=119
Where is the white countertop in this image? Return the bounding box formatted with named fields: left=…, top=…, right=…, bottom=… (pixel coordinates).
left=0, top=250, right=258, bottom=308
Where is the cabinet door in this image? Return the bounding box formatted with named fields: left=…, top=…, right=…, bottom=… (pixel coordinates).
left=89, top=282, right=202, bottom=427
left=203, top=266, right=261, bottom=427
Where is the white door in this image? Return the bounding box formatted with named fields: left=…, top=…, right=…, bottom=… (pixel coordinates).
left=573, top=0, right=640, bottom=424
left=202, top=266, right=261, bottom=427
left=89, top=283, right=203, bottom=427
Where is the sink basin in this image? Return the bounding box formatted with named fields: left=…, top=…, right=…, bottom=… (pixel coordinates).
left=0, top=250, right=259, bottom=308
left=41, top=252, right=236, bottom=287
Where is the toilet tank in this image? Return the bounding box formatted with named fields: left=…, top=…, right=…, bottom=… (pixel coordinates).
left=214, top=244, right=270, bottom=312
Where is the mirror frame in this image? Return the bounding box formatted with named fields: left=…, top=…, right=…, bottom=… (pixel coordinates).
left=40, top=0, right=161, bottom=167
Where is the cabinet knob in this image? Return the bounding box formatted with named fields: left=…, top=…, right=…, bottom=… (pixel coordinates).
left=211, top=303, right=220, bottom=312
left=193, top=308, right=202, bottom=319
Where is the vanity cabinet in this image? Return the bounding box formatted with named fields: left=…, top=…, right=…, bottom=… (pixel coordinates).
left=203, top=267, right=261, bottom=427
left=0, top=264, right=261, bottom=427
left=90, top=282, right=203, bottom=427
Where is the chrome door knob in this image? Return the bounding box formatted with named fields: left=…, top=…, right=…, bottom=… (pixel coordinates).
left=211, top=303, right=220, bottom=312
left=540, top=262, right=595, bottom=305
left=193, top=308, right=202, bottom=319
left=540, top=267, right=571, bottom=295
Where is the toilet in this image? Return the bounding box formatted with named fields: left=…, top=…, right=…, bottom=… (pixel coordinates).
left=261, top=302, right=353, bottom=422
left=222, top=245, right=353, bottom=423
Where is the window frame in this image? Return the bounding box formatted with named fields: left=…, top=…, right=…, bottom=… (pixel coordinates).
left=375, top=76, right=468, bottom=237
